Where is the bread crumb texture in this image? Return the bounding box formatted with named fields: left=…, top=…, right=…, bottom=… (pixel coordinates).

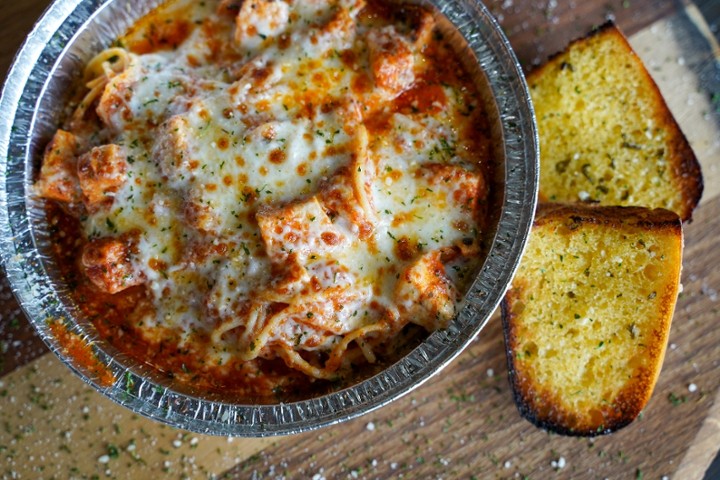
left=502, top=204, right=683, bottom=435
left=528, top=23, right=702, bottom=221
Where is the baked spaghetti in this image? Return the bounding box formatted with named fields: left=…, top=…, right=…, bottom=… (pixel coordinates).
left=35, top=0, right=494, bottom=399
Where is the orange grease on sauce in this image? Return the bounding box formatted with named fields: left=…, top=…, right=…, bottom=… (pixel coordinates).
left=125, top=17, right=192, bottom=54
left=48, top=320, right=116, bottom=387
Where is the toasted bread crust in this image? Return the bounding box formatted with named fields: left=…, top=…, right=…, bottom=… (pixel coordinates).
left=527, top=22, right=703, bottom=222
left=533, top=203, right=684, bottom=230
left=502, top=203, right=682, bottom=436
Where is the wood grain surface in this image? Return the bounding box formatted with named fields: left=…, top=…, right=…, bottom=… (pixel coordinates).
left=1, top=1, right=719, bottom=479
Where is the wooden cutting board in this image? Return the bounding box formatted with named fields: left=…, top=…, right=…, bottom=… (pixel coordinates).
left=1, top=1, right=719, bottom=479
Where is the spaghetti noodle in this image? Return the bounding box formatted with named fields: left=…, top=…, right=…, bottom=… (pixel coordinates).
left=71, top=47, right=132, bottom=126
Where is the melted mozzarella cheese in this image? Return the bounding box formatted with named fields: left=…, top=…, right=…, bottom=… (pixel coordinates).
left=68, top=0, right=490, bottom=378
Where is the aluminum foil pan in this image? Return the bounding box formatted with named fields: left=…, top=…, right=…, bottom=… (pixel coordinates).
left=0, top=0, right=538, bottom=436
